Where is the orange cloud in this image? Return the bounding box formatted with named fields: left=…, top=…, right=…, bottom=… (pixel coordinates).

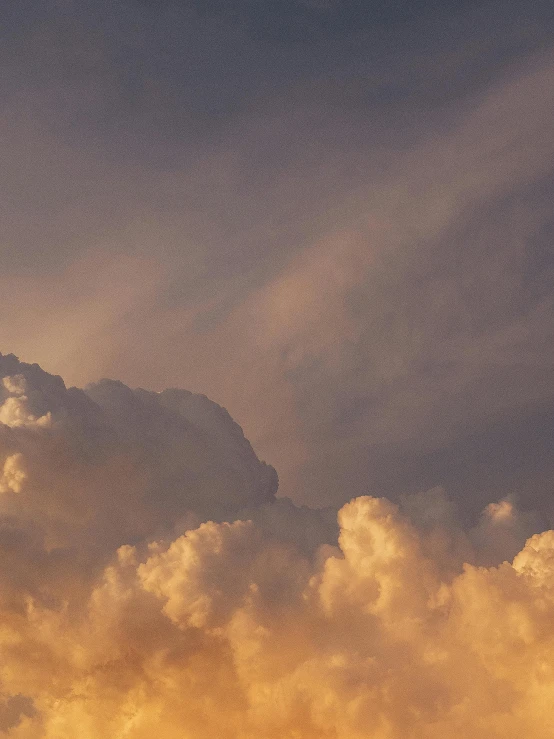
left=1, top=355, right=553, bottom=738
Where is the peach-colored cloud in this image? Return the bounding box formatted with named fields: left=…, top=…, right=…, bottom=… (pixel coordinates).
left=3, top=495, right=554, bottom=738
left=0, top=356, right=553, bottom=737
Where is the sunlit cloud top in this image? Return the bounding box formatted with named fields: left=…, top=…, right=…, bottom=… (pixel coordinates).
left=0, top=354, right=552, bottom=737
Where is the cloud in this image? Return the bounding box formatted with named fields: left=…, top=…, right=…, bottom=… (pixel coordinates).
left=0, top=454, right=26, bottom=495
left=0, top=355, right=553, bottom=737
left=0, top=353, right=277, bottom=608
left=0, top=376, right=52, bottom=429
left=4, top=498, right=554, bottom=737
left=0, top=695, right=35, bottom=735
left=1, top=3, right=553, bottom=731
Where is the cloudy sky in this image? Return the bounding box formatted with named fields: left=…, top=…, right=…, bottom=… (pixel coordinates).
left=1, top=1, right=553, bottom=735
left=3, top=0, right=554, bottom=513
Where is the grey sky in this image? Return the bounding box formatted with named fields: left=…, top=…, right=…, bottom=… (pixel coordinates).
left=1, top=0, right=553, bottom=523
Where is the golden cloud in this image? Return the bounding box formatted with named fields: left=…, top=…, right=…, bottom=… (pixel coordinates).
left=0, top=354, right=552, bottom=738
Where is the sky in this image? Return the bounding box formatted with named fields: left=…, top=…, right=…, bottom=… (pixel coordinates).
left=1, top=1, right=554, bottom=736
left=2, top=0, right=553, bottom=513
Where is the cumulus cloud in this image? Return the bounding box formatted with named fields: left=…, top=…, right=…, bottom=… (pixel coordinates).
left=0, top=376, right=52, bottom=430
left=0, top=454, right=26, bottom=495
left=0, top=354, right=553, bottom=737
left=0, top=352, right=278, bottom=611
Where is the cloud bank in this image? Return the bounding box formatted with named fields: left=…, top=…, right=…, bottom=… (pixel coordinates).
left=0, top=354, right=552, bottom=737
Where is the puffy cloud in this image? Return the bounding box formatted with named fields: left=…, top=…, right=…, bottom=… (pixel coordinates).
left=0, top=353, right=278, bottom=612
left=1, top=355, right=553, bottom=737
left=0, top=353, right=276, bottom=532
left=0, top=376, right=52, bottom=429
left=0, top=454, right=26, bottom=494
left=3, top=495, right=554, bottom=738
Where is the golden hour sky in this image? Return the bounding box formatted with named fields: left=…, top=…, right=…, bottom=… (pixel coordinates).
left=1, top=1, right=554, bottom=736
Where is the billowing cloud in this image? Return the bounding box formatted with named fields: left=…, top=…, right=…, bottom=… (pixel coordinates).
left=0, top=355, right=553, bottom=737
left=0, top=352, right=277, bottom=606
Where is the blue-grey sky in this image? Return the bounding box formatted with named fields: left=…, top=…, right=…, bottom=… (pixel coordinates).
left=1, top=0, right=553, bottom=521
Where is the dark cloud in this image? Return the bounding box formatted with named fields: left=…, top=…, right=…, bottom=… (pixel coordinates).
left=0, top=694, right=36, bottom=733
